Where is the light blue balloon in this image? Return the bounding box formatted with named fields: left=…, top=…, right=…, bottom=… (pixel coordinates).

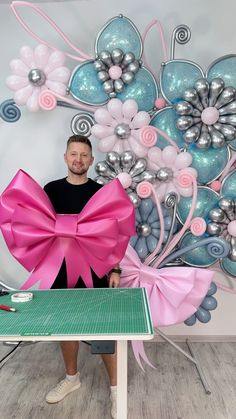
left=150, top=107, right=185, bottom=149
left=179, top=233, right=216, bottom=267
left=69, top=61, right=108, bottom=105
left=221, top=170, right=236, bottom=198
left=207, top=55, right=236, bottom=88
left=138, top=198, right=154, bottom=221
left=160, top=59, right=204, bottom=104
left=147, top=235, right=158, bottom=253
left=95, top=16, right=142, bottom=58
left=135, top=236, right=148, bottom=259
left=184, top=314, right=197, bottom=326
left=117, top=67, right=158, bottom=112
left=206, top=282, right=217, bottom=296
left=188, top=145, right=230, bottom=184
left=201, top=296, right=217, bottom=311
left=177, top=187, right=219, bottom=225
left=195, top=306, right=211, bottom=323
left=221, top=257, right=236, bottom=277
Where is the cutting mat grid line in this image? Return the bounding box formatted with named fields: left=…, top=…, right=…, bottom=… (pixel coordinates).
left=0, top=289, right=152, bottom=336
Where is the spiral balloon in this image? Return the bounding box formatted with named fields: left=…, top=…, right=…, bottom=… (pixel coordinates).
left=71, top=112, right=95, bottom=136
left=0, top=99, right=21, bottom=123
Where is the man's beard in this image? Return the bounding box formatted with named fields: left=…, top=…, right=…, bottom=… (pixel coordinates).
left=69, top=167, right=88, bottom=176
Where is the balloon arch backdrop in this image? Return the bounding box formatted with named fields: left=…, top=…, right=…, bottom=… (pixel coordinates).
left=1, top=1, right=236, bottom=346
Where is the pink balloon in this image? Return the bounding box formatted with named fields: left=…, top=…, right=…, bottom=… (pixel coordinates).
left=210, top=180, right=221, bottom=191
left=94, top=108, right=113, bottom=126
left=44, top=50, right=65, bottom=74
left=39, top=90, right=57, bottom=111
left=128, top=135, right=147, bottom=157
left=122, top=99, right=138, bottom=121
left=10, top=59, right=29, bottom=76
left=228, top=220, right=236, bottom=237
left=174, top=152, right=192, bottom=169
left=6, top=75, right=28, bottom=91
left=162, top=146, right=177, bottom=165
left=34, top=44, right=50, bottom=69
left=147, top=147, right=163, bottom=168
left=190, top=217, right=206, bottom=236
left=26, top=88, right=40, bottom=112
left=109, top=65, right=122, bottom=80
left=20, top=46, right=35, bottom=68
left=47, top=67, right=71, bottom=83
left=45, top=80, right=67, bottom=96
left=137, top=181, right=152, bottom=198
left=117, top=172, right=132, bottom=188
left=14, top=85, right=33, bottom=105
left=107, top=98, right=123, bottom=122
left=98, top=135, right=117, bottom=152
left=130, top=111, right=150, bottom=129
left=201, top=107, right=219, bottom=125
left=91, top=124, right=114, bottom=139
left=155, top=97, right=166, bottom=109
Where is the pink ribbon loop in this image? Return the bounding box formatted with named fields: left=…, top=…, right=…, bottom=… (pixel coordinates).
left=0, top=170, right=135, bottom=290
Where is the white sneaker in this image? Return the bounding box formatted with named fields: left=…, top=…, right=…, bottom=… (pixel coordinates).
left=110, top=386, right=117, bottom=419
left=46, top=374, right=81, bottom=403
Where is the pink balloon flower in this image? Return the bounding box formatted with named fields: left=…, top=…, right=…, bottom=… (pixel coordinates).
left=6, top=44, right=71, bottom=112
left=147, top=145, right=198, bottom=202
left=91, top=98, right=151, bottom=157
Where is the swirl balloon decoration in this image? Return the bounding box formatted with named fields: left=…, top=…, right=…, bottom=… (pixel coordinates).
left=0, top=99, right=21, bottom=122
left=71, top=112, right=95, bottom=136
left=175, top=78, right=236, bottom=148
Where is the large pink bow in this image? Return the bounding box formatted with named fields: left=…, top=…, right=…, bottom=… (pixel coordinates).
left=120, top=245, right=215, bottom=327
left=0, top=170, right=135, bottom=289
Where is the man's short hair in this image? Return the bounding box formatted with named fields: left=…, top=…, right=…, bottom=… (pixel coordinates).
left=66, top=135, right=92, bottom=151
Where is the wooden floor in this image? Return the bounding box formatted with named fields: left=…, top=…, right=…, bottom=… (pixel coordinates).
left=0, top=341, right=235, bottom=419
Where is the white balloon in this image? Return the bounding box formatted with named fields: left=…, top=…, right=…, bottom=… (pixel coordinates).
left=6, top=75, right=28, bottom=91
left=34, top=44, right=50, bottom=69
left=122, top=99, right=138, bottom=121
left=98, top=135, right=117, bottom=152
left=45, top=80, right=67, bottom=96
left=10, top=59, right=29, bottom=76
left=174, top=151, right=192, bottom=169
left=47, top=67, right=71, bottom=83
left=26, top=88, right=40, bottom=112
left=20, top=46, right=35, bottom=68
left=130, top=111, right=150, bottom=129
left=14, top=85, right=33, bottom=105
left=44, top=50, right=66, bottom=74
left=107, top=98, right=123, bottom=122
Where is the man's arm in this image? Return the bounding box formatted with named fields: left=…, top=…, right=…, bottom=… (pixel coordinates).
left=108, top=266, right=121, bottom=288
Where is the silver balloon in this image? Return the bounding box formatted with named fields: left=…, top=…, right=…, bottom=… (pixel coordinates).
left=111, top=48, right=124, bottom=64
left=208, top=127, right=225, bottom=148
left=97, top=70, right=109, bottom=82
left=120, top=150, right=136, bottom=170
left=207, top=223, right=224, bottom=236
left=229, top=237, right=236, bottom=261
left=28, top=68, right=46, bottom=86
left=114, top=79, right=124, bottom=93
left=95, top=161, right=116, bottom=178
left=194, top=78, right=209, bottom=108
left=114, top=123, right=131, bottom=139
left=94, top=176, right=109, bottom=185
left=156, top=167, right=173, bottom=182
left=127, top=60, right=140, bottom=74
left=208, top=78, right=224, bottom=107
left=215, top=86, right=236, bottom=109
left=175, top=101, right=193, bottom=115
left=182, top=88, right=203, bottom=111
left=121, top=71, right=134, bottom=85
left=183, top=125, right=200, bottom=143
left=176, top=115, right=194, bottom=131
left=106, top=152, right=122, bottom=173
left=219, top=197, right=234, bottom=213
left=94, top=59, right=106, bottom=72
left=129, top=158, right=147, bottom=176
left=213, top=123, right=236, bottom=141
left=122, top=52, right=135, bottom=66
left=209, top=208, right=227, bottom=223
left=197, top=132, right=211, bottom=149
left=136, top=223, right=152, bottom=237
left=128, top=192, right=141, bottom=208
left=138, top=170, right=156, bottom=183
left=103, top=80, right=114, bottom=94
left=219, top=115, right=236, bottom=126
left=219, top=100, right=236, bottom=115
left=71, top=112, right=94, bottom=137
left=99, top=50, right=112, bottom=66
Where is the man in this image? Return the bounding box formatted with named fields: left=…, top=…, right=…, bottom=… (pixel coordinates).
left=44, top=134, right=122, bottom=419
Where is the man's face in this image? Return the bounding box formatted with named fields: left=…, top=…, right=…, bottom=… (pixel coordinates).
left=64, top=142, right=94, bottom=176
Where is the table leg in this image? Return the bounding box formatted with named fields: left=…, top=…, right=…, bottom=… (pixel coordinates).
left=117, top=340, right=127, bottom=419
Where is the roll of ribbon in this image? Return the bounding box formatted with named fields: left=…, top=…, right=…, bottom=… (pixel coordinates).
left=11, top=292, right=33, bottom=302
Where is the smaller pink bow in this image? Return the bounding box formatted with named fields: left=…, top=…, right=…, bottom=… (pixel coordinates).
left=120, top=245, right=214, bottom=327
left=0, top=170, right=135, bottom=289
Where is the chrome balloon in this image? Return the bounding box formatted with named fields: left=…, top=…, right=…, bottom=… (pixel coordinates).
left=175, top=77, right=236, bottom=148
left=71, top=112, right=94, bottom=137
left=94, top=151, right=157, bottom=205
left=114, top=123, right=131, bottom=139
left=28, top=68, right=46, bottom=87
left=93, top=48, right=140, bottom=97
left=207, top=196, right=236, bottom=261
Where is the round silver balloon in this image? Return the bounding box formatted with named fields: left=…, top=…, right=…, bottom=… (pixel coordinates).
left=183, top=125, right=200, bottom=143
left=175, top=101, right=193, bottom=115
left=103, top=79, right=114, bottom=94
left=129, top=192, right=141, bottom=208
left=127, top=60, right=140, bottom=74
left=209, top=208, right=227, bottom=223
left=95, top=161, right=116, bottom=178
left=219, top=197, right=234, bottom=213
left=114, top=79, right=124, bottom=93
left=28, top=68, right=46, bottom=86
left=120, top=150, right=136, bottom=170
left=114, top=123, right=131, bottom=139
left=229, top=237, right=236, bottom=261
left=156, top=167, right=173, bottom=182
left=94, top=59, right=106, bottom=72
left=207, top=223, right=224, bottom=236
left=99, top=50, right=112, bottom=66
left=136, top=223, right=152, bottom=237
left=176, top=116, right=194, bottom=131
left=122, top=52, right=135, bottom=66
left=121, top=71, right=134, bottom=85
left=97, top=70, right=109, bottom=82
left=111, top=48, right=124, bottom=64
left=106, top=151, right=122, bottom=173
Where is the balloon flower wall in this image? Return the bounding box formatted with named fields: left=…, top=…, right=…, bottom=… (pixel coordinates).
left=0, top=1, right=236, bottom=339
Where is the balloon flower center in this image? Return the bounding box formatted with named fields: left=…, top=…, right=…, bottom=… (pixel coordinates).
left=227, top=220, right=236, bottom=237
left=115, top=123, right=131, bottom=139
left=201, top=107, right=219, bottom=125
left=28, top=68, right=46, bottom=87
left=156, top=167, right=173, bottom=182
left=109, top=65, right=122, bottom=80
left=136, top=223, right=151, bottom=237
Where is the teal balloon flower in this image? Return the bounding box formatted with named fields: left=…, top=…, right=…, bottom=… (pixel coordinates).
left=68, top=15, right=158, bottom=111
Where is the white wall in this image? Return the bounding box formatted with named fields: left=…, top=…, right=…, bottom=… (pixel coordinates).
left=0, top=0, right=235, bottom=336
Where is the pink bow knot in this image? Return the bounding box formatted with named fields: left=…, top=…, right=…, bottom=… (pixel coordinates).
left=0, top=170, right=135, bottom=290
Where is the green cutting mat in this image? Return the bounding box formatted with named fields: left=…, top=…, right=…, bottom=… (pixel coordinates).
left=0, top=288, right=153, bottom=337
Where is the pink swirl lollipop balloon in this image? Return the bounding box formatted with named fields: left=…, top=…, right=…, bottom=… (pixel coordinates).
left=39, top=90, right=57, bottom=110
left=137, top=181, right=152, bottom=198
left=190, top=217, right=207, bottom=236
left=139, top=126, right=157, bottom=148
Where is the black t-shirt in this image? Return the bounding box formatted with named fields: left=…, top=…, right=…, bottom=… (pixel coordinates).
left=44, top=177, right=108, bottom=289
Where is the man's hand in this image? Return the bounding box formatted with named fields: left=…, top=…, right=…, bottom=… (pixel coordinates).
left=108, top=272, right=120, bottom=288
